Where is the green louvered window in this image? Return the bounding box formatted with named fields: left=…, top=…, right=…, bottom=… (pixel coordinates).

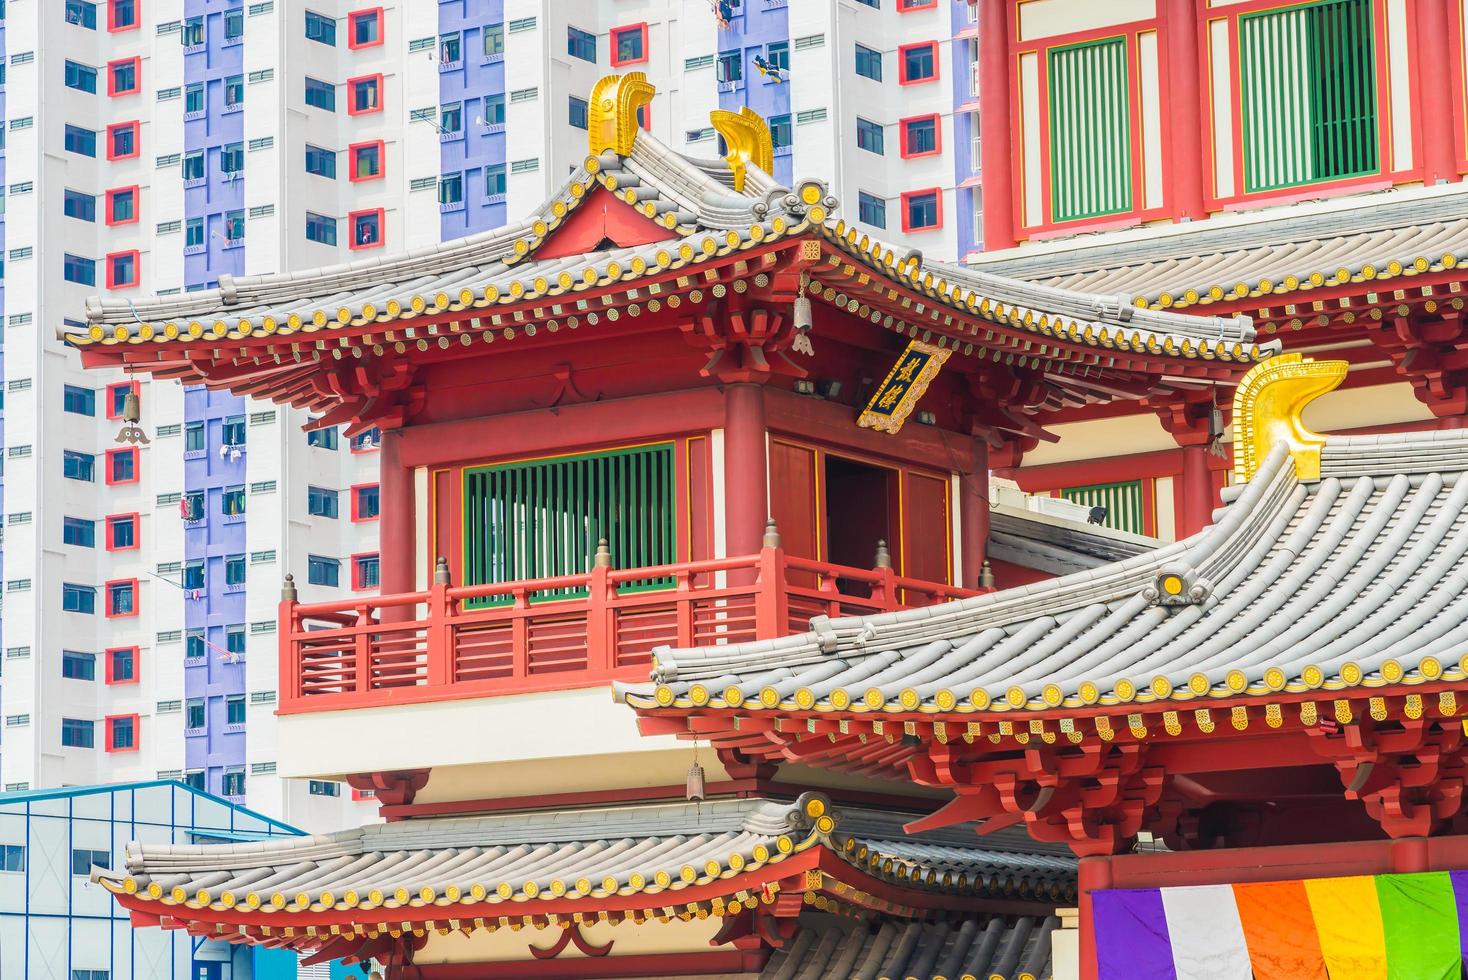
left=1240, top=0, right=1378, bottom=193
left=1060, top=480, right=1145, bottom=535
left=463, top=444, right=676, bottom=605
left=1047, top=36, right=1132, bottom=224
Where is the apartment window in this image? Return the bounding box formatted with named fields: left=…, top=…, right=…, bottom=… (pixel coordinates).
left=64, top=450, right=96, bottom=482
left=223, top=416, right=246, bottom=446
left=568, top=26, right=595, bottom=62
left=110, top=0, right=137, bottom=30
left=62, top=651, right=97, bottom=680
left=183, top=559, right=205, bottom=590
left=106, top=187, right=137, bottom=224
left=106, top=714, right=138, bottom=751
left=901, top=115, right=939, bottom=157
left=63, top=190, right=96, bottom=224
left=348, top=8, right=381, bottom=48
left=62, top=720, right=96, bottom=748
left=349, top=141, right=382, bottom=180
left=307, top=426, right=339, bottom=449
left=770, top=114, right=791, bottom=150
left=305, top=144, right=336, bottom=178
left=225, top=554, right=246, bottom=586
left=107, top=251, right=139, bottom=289
left=226, top=694, right=246, bottom=724
left=0, top=845, right=27, bottom=872
left=899, top=42, right=937, bottom=83
left=305, top=10, right=335, bottom=45
left=611, top=23, right=647, bottom=67
left=224, top=210, right=244, bottom=242
left=181, top=491, right=205, bottom=521
left=108, top=447, right=139, bottom=483
left=307, top=486, right=339, bottom=518
left=439, top=172, right=463, bottom=206
left=185, top=698, right=206, bottom=729
left=108, top=646, right=137, bottom=683
left=347, top=74, right=381, bottom=115
left=65, top=60, right=98, bottom=93
left=484, top=93, right=505, bottom=126
left=352, top=484, right=380, bottom=521
left=440, top=31, right=461, bottom=63
left=305, top=212, right=337, bottom=245
left=63, top=517, right=96, bottom=548
left=900, top=0, right=937, bottom=8
left=1046, top=37, right=1131, bottom=222
left=225, top=7, right=243, bottom=39
left=309, top=780, right=341, bottom=797
left=485, top=164, right=506, bottom=197
left=350, top=209, right=382, bottom=248
left=65, top=125, right=98, bottom=157
left=766, top=41, right=789, bottom=73
left=902, top=188, right=941, bottom=231
left=304, top=77, right=335, bottom=111
left=72, top=849, right=110, bottom=875
left=308, top=555, right=341, bottom=587
left=108, top=57, right=139, bottom=96
left=183, top=217, right=204, bottom=249
left=183, top=771, right=206, bottom=791
left=108, top=121, right=139, bottom=160
left=225, top=626, right=245, bottom=655
left=63, top=584, right=97, bottom=614
left=222, top=770, right=245, bottom=796
left=225, top=74, right=244, bottom=107
left=106, top=580, right=137, bottom=617
left=183, top=420, right=205, bottom=452
left=63, top=385, right=96, bottom=416
left=107, top=514, right=137, bottom=550
left=63, top=255, right=96, bottom=286
left=185, top=630, right=205, bottom=660
left=221, top=142, right=244, bottom=175
left=353, top=553, right=380, bottom=590
left=181, top=16, right=204, bottom=46
left=716, top=50, right=742, bottom=84
left=222, top=485, right=245, bottom=516
left=436, top=102, right=461, bottom=137
left=483, top=24, right=503, bottom=56
left=67, top=0, right=98, bottom=28
left=855, top=44, right=882, bottom=80
left=569, top=96, right=588, bottom=130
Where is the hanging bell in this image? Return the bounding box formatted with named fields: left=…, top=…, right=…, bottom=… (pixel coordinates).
left=1206, top=399, right=1227, bottom=459
left=122, top=388, right=142, bottom=423
left=791, top=291, right=815, bottom=356
left=686, top=760, right=706, bottom=802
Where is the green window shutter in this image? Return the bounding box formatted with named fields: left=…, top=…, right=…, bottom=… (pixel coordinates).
left=1047, top=36, right=1132, bottom=224
left=1059, top=480, right=1146, bottom=535
left=1240, top=0, right=1377, bottom=193
left=463, top=443, right=676, bottom=605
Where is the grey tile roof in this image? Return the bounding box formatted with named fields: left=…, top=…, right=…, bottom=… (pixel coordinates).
left=761, top=909, right=1058, bottom=980
left=968, top=183, right=1468, bottom=311
left=625, top=428, right=1468, bottom=716
left=93, top=795, right=1076, bottom=915
left=987, top=510, right=1158, bottom=577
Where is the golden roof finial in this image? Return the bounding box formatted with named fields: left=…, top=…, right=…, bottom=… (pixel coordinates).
left=1232, top=352, right=1348, bottom=482
left=588, top=73, right=655, bottom=157
left=709, top=106, right=774, bottom=192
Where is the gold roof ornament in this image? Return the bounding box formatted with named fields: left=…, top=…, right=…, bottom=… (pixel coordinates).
left=1232, top=352, right=1348, bottom=482
left=588, top=72, right=656, bottom=157
left=709, top=106, right=774, bottom=192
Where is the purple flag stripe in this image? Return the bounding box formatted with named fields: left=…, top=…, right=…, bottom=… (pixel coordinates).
left=1093, top=887, right=1179, bottom=980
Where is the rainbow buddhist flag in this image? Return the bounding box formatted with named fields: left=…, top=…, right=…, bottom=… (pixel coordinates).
left=1093, top=870, right=1468, bottom=979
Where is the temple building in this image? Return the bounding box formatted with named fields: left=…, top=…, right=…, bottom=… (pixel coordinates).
left=60, top=73, right=1304, bottom=977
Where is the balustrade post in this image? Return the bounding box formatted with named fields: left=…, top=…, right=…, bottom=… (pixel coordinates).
left=426, top=556, right=453, bottom=688
left=754, top=519, right=787, bottom=639
left=588, top=539, right=613, bottom=674
left=278, top=575, right=299, bottom=706
left=872, top=540, right=897, bottom=610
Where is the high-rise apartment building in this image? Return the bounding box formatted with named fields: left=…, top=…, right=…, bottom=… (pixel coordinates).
left=0, top=0, right=983, bottom=823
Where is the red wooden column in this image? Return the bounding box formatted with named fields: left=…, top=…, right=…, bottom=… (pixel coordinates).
left=1077, top=856, right=1112, bottom=980
left=979, top=0, right=1017, bottom=249
left=723, top=384, right=769, bottom=560
left=1161, top=0, right=1207, bottom=220
left=379, top=429, right=417, bottom=602
left=959, top=437, right=991, bottom=589
left=1155, top=392, right=1225, bottom=539
left=1415, top=0, right=1459, bottom=186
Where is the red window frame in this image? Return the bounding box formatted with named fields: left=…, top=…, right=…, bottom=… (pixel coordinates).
left=350, top=551, right=380, bottom=591
left=106, top=249, right=140, bottom=289
left=106, top=120, right=141, bottom=160
left=104, top=578, right=140, bottom=619
left=105, top=380, right=139, bottom=420
left=107, top=57, right=141, bottom=97
left=104, top=186, right=140, bottom=226
left=897, top=41, right=939, bottom=85
left=105, top=646, right=140, bottom=685
left=349, top=429, right=381, bottom=453
left=105, top=513, right=141, bottom=552
left=898, top=0, right=939, bottom=9
left=351, top=787, right=377, bottom=802
left=105, top=713, right=140, bottom=752
left=105, top=447, right=140, bottom=485
left=636, top=102, right=651, bottom=132
left=350, top=483, right=381, bottom=522
left=108, top=0, right=140, bottom=32
left=345, top=73, right=384, bottom=116
left=900, top=187, right=943, bottom=232
left=898, top=113, right=942, bottom=158
left=610, top=22, right=649, bottom=67
left=347, top=7, right=385, bottom=49
left=347, top=208, right=385, bottom=250
left=347, top=140, right=385, bottom=182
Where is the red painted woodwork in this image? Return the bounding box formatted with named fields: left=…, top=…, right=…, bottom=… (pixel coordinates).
left=979, top=0, right=1015, bottom=248
left=404, top=950, right=764, bottom=980
left=278, top=543, right=979, bottom=714
left=378, top=430, right=416, bottom=613
left=768, top=440, right=820, bottom=578
left=901, top=470, right=951, bottom=588
left=1161, top=0, right=1205, bottom=221
left=958, top=437, right=990, bottom=589
left=532, top=185, right=677, bottom=260
left=724, top=384, right=768, bottom=561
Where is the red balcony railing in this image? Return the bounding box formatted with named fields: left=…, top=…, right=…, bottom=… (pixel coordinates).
left=277, top=541, right=981, bottom=714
